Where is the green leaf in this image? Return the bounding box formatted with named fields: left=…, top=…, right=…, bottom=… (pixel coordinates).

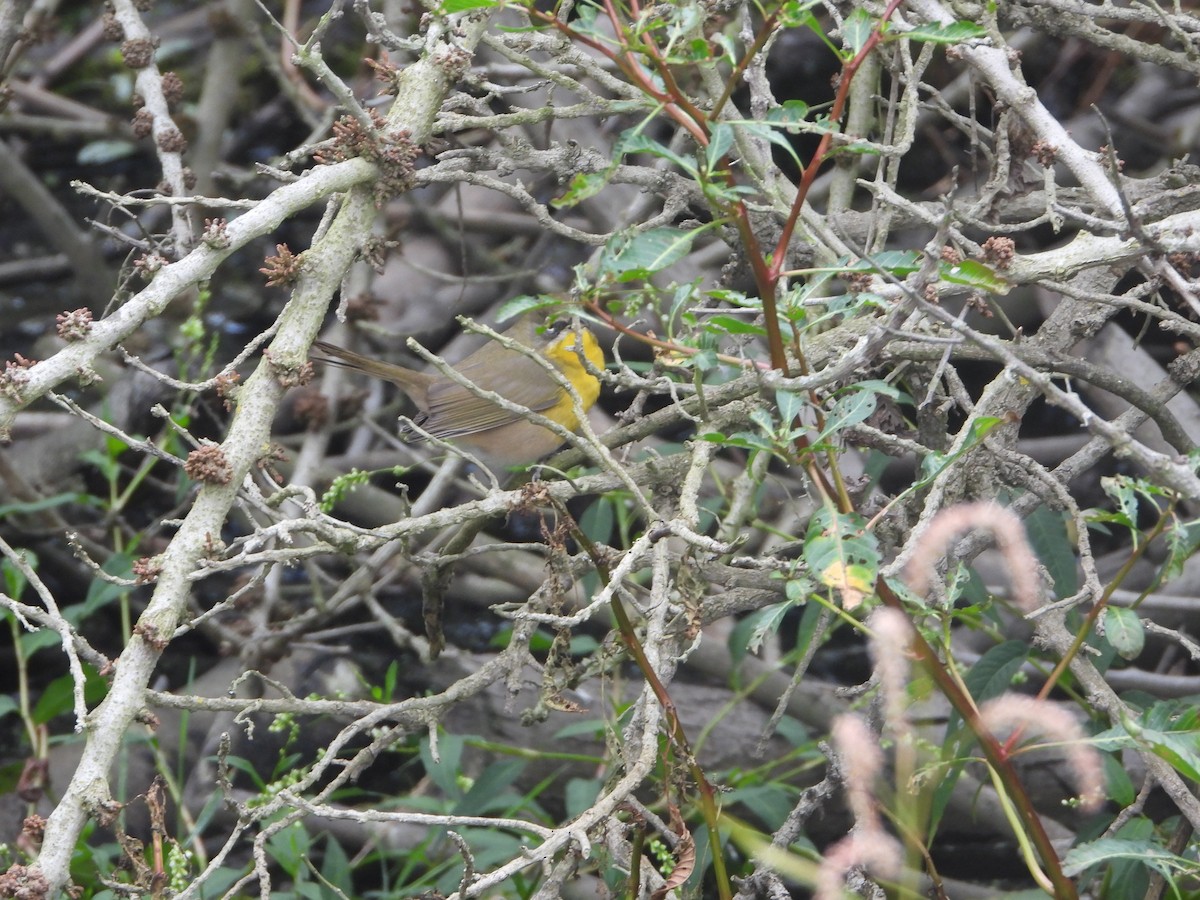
left=776, top=389, right=807, bottom=428
left=438, top=0, right=496, bottom=10
left=1139, top=728, right=1200, bottom=782
left=765, top=100, right=810, bottom=130
left=32, top=666, right=108, bottom=725
left=1102, top=751, right=1136, bottom=808
left=0, top=695, right=19, bottom=721
left=1102, top=607, right=1144, bottom=660
left=1116, top=707, right=1200, bottom=783
left=381, top=660, right=399, bottom=702
left=841, top=7, right=875, bottom=56
left=938, top=258, right=1010, bottom=293
left=721, top=784, right=797, bottom=831
left=703, top=314, right=766, bottom=336
left=914, top=417, right=1001, bottom=486
left=456, top=760, right=526, bottom=815
left=845, top=250, right=922, bottom=276
left=421, top=731, right=466, bottom=800
left=579, top=497, right=614, bottom=546
left=76, top=552, right=136, bottom=623
left=1, top=554, right=31, bottom=599
left=815, top=388, right=878, bottom=442
left=803, top=508, right=879, bottom=610
left=552, top=170, right=612, bottom=209
left=496, top=293, right=560, bottom=322
left=317, top=834, right=352, bottom=896
left=1024, top=506, right=1078, bottom=598
left=616, top=130, right=697, bottom=176
left=565, top=777, right=603, bottom=818
left=554, top=718, right=608, bottom=740
left=599, top=227, right=699, bottom=280
left=1063, top=838, right=1196, bottom=880
left=966, top=640, right=1030, bottom=703
left=1099, top=475, right=1139, bottom=531
left=778, top=0, right=823, bottom=29
left=1163, top=517, right=1200, bottom=582
left=80, top=448, right=120, bottom=482
left=902, top=21, right=987, bottom=44
left=266, top=821, right=311, bottom=876
left=742, top=116, right=805, bottom=169
left=1104, top=818, right=1156, bottom=898
left=706, top=123, right=734, bottom=171
left=729, top=602, right=793, bottom=664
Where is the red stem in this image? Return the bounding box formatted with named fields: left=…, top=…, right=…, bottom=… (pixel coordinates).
left=769, top=0, right=905, bottom=282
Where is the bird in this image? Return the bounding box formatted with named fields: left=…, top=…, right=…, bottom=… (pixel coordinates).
left=312, top=317, right=604, bottom=471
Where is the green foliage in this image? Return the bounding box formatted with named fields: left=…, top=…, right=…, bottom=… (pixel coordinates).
left=597, top=225, right=711, bottom=282
left=1024, top=505, right=1078, bottom=598
left=1099, top=700, right=1200, bottom=784
left=804, top=507, right=879, bottom=610
left=1100, top=606, right=1144, bottom=660
left=899, top=20, right=989, bottom=43
left=1064, top=834, right=1199, bottom=891
left=929, top=640, right=1029, bottom=834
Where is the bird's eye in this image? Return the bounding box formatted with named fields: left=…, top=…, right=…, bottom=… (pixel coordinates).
left=544, top=320, right=568, bottom=338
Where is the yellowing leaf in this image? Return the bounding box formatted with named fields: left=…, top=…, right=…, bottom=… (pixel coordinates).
left=819, top=561, right=875, bottom=610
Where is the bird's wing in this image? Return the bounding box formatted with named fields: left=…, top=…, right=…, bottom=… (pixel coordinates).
left=421, top=347, right=563, bottom=439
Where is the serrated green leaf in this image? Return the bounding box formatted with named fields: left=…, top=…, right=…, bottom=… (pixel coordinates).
left=749, top=407, right=777, bottom=434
